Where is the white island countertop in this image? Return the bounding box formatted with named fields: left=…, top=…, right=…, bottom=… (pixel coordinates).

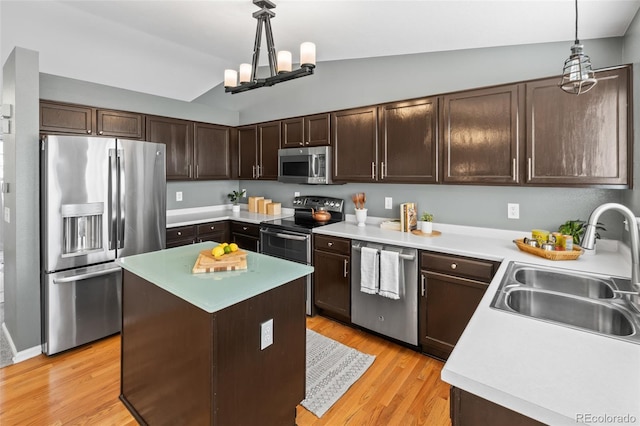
left=313, top=219, right=640, bottom=425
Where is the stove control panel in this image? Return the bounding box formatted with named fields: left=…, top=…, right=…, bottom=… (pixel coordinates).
left=293, top=196, right=344, bottom=213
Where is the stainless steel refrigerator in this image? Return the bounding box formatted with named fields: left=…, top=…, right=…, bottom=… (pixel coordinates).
left=41, top=135, right=166, bottom=355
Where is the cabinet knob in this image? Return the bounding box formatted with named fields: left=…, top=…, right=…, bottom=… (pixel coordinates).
left=451, top=263, right=457, bottom=270
left=243, top=226, right=248, bottom=231
left=210, top=226, right=215, bottom=230
left=177, top=231, right=182, bottom=236
left=99, top=131, right=104, bottom=135
left=327, top=242, right=333, bottom=247
left=299, top=142, right=304, bottom=146
left=87, top=130, right=92, bottom=134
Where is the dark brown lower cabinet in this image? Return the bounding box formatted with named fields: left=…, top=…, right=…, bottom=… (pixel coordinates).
left=231, top=221, right=261, bottom=252
left=313, top=235, right=351, bottom=323
left=450, top=387, right=545, bottom=426
left=420, top=251, right=499, bottom=360
left=166, top=221, right=230, bottom=248
left=121, top=270, right=306, bottom=425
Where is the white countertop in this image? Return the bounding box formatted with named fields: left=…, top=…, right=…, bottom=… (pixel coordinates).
left=167, top=205, right=294, bottom=228
left=313, top=218, right=640, bottom=425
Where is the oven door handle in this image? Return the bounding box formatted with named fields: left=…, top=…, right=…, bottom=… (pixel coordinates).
left=261, top=229, right=309, bottom=241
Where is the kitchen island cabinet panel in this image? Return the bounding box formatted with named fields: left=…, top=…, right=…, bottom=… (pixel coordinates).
left=120, top=269, right=306, bottom=426
left=442, top=84, right=521, bottom=185
left=525, top=66, right=630, bottom=187
left=379, top=97, right=439, bottom=183
left=331, top=106, right=378, bottom=182
left=146, top=115, right=193, bottom=180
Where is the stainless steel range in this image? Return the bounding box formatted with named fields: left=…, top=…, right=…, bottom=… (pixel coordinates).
left=260, top=195, right=345, bottom=315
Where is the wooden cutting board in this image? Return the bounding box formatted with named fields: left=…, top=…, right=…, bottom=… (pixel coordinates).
left=192, top=249, right=248, bottom=274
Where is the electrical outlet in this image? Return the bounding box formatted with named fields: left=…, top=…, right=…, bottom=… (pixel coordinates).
left=260, top=319, right=273, bottom=350
left=294, top=191, right=300, bottom=197
left=176, top=191, right=183, bottom=202
left=507, top=203, right=519, bottom=219
left=385, top=197, right=392, bottom=209
left=241, top=189, right=247, bottom=197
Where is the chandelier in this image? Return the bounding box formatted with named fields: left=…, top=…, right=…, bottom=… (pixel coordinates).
left=224, top=0, right=316, bottom=94
left=559, top=0, right=597, bottom=95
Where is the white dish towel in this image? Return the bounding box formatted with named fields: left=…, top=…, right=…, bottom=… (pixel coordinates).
left=379, top=250, right=401, bottom=300
left=360, top=246, right=379, bottom=294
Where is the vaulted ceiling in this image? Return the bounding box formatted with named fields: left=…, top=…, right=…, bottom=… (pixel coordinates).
left=2, top=0, right=639, bottom=103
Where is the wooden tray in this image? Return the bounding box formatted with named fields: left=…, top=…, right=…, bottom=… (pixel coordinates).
left=513, top=238, right=583, bottom=261
left=411, top=230, right=442, bottom=237
left=192, top=249, right=248, bottom=273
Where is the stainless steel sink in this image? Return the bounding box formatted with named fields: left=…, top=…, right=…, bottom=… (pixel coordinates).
left=513, top=267, right=615, bottom=299
left=491, top=262, right=640, bottom=344
left=506, top=288, right=634, bottom=337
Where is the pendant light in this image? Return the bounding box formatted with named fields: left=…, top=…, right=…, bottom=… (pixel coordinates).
left=559, top=0, right=597, bottom=95
left=224, top=0, right=316, bottom=94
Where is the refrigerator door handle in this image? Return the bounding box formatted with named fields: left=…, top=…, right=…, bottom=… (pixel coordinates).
left=108, top=149, right=118, bottom=251
left=53, top=266, right=122, bottom=284
left=117, top=149, right=125, bottom=250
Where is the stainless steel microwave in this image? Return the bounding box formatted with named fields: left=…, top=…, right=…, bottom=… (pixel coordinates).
left=278, top=146, right=332, bottom=184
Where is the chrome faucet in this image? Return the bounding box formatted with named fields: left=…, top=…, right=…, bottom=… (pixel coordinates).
left=582, top=203, right=640, bottom=305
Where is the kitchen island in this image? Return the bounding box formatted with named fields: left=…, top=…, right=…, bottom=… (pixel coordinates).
left=116, top=243, right=314, bottom=426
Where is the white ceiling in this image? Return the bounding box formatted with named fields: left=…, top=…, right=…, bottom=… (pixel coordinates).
left=1, top=0, right=639, bottom=102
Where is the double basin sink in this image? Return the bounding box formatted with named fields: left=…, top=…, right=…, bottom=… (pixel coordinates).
left=491, top=262, right=640, bottom=344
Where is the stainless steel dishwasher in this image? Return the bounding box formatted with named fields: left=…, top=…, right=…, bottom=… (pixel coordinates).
left=351, top=240, right=418, bottom=346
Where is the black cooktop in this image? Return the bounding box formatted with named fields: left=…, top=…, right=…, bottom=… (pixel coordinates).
left=260, top=195, right=345, bottom=234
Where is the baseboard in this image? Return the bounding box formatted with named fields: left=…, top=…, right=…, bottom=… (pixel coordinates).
left=2, top=321, right=41, bottom=363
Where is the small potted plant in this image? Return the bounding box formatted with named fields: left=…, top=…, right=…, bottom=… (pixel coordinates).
left=558, top=219, right=605, bottom=247
left=419, top=212, right=434, bottom=234
left=227, top=189, right=246, bottom=213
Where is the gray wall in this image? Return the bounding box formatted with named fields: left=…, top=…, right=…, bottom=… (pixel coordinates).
left=194, top=38, right=624, bottom=125
left=40, top=73, right=239, bottom=127
left=167, top=180, right=239, bottom=210
left=2, top=47, right=40, bottom=352
left=239, top=181, right=623, bottom=239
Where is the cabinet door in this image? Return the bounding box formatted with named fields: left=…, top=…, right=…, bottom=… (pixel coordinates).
left=40, top=101, right=96, bottom=135
left=419, top=271, right=487, bottom=360
left=305, top=113, right=331, bottom=146
left=257, top=121, right=281, bottom=180
left=166, top=225, right=196, bottom=248
left=197, top=221, right=230, bottom=244
left=194, top=123, right=231, bottom=180
left=237, top=126, right=257, bottom=179
left=146, top=116, right=193, bottom=180
left=442, top=85, right=521, bottom=185
left=525, top=67, right=629, bottom=187
left=282, top=117, right=304, bottom=148
left=379, top=97, right=439, bottom=183
left=313, top=249, right=350, bottom=322
left=96, top=109, right=144, bottom=139
left=332, top=106, right=378, bottom=182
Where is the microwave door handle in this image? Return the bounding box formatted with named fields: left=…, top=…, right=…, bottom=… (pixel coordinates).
left=311, top=154, right=318, bottom=178
left=117, top=149, right=125, bottom=250
left=108, top=149, right=117, bottom=251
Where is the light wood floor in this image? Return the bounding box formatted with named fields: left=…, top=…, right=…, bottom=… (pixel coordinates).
left=0, top=316, right=451, bottom=426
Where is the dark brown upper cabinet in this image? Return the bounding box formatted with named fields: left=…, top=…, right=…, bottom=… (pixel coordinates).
left=96, top=109, right=144, bottom=139
left=442, top=84, right=522, bottom=185
left=194, top=123, right=231, bottom=180
left=40, top=101, right=145, bottom=139
left=331, top=106, right=379, bottom=182
left=237, top=122, right=280, bottom=180
left=379, top=97, right=439, bottom=183
left=40, top=101, right=96, bottom=135
left=525, top=66, right=630, bottom=187
left=282, top=113, right=331, bottom=148
left=146, top=115, right=194, bottom=180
